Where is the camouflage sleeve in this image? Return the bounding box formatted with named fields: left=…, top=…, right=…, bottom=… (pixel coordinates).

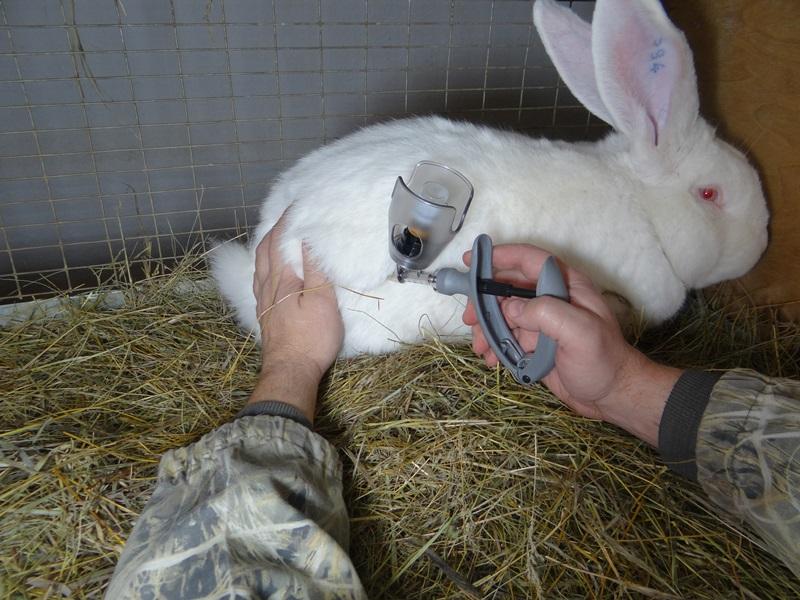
left=105, top=415, right=366, bottom=599
left=696, top=369, right=800, bottom=578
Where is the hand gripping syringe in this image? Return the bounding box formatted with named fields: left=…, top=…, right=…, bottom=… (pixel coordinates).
left=388, top=161, right=569, bottom=385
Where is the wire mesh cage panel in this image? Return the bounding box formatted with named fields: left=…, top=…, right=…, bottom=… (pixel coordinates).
left=0, top=0, right=603, bottom=302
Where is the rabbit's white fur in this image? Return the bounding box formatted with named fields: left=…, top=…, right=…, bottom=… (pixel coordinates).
left=212, top=0, right=768, bottom=356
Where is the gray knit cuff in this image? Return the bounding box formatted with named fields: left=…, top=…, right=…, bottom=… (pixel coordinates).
left=658, top=370, right=723, bottom=481
left=235, top=400, right=313, bottom=430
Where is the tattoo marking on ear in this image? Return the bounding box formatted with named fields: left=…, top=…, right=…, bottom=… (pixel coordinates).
left=649, top=38, right=666, bottom=74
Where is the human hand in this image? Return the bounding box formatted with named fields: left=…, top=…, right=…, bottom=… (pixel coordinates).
left=462, top=244, right=681, bottom=446
left=254, top=217, right=344, bottom=376
left=247, top=215, right=344, bottom=422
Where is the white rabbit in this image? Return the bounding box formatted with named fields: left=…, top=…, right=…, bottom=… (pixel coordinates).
left=211, top=0, right=768, bottom=357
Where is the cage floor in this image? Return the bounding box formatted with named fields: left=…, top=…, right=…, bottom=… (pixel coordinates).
left=1, top=255, right=799, bottom=599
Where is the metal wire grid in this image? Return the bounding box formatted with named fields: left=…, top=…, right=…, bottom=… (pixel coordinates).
left=0, top=0, right=602, bottom=303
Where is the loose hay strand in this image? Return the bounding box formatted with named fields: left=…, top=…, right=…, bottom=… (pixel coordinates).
left=0, top=256, right=799, bottom=599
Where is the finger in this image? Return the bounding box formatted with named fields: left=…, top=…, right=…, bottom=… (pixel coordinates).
left=563, top=267, right=601, bottom=296
left=261, top=214, right=303, bottom=295
left=477, top=323, right=537, bottom=367
left=466, top=245, right=592, bottom=297
left=473, top=244, right=613, bottom=322
left=472, top=324, right=490, bottom=356
left=467, top=243, right=593, bottom=287
left=494, top=266, right=610, bottom=322
left=462, top=300, right=477, bottom=325
left=256, top=266, right=302, bottom=322
left=473, top=328, right=500, bottom=367
left=512, top=327, right=540, bottom=354
left=492, top=245, right=596, bottom=291
left=253, top=228, right=278, bottom=310
left=274, top=264, right=303, bottom=299
left=254, top=231, right=273, bottom=284
left=266, top=212, right=288, bottom=267
left=490, top=245, right=565, bottom=281
left=569, top=278, right=616, bottom=321
left=502, top=296, right=586, bottom=350
left=471, top=326, right=497, bottom=365
left=300, top=243, right=335, bottom=298
left=254, top=211, right=291, bottom=282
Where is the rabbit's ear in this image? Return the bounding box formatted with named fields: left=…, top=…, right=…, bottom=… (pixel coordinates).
left=591, top=0, right=699, bottom=149
left=533, top=0, right=614, bottom=126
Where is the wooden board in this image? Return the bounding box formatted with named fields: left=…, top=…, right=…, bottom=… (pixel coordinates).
left=664, top=0, right=800, bottom=320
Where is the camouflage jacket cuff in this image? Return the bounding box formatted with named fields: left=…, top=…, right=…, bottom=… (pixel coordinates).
left=658, top=369, right=723, bottom=480
left=236, top=400, right=313, bottom=429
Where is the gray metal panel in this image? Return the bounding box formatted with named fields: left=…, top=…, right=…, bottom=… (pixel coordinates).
left=0, top=0, right=602, bottom=302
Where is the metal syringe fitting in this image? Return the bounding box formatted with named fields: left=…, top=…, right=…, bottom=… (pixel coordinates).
left=396, top=265, right=437, bottom=287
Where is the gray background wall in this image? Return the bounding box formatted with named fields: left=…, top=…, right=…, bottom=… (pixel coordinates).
left=0, top=0, right=602, bottom=302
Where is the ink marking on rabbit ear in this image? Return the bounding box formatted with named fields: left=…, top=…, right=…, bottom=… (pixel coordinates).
left=648, top=38, right=669, bottom=146
left=586, top=0, right=701, bottom=153
left=649, top=38, right=666, bottom=74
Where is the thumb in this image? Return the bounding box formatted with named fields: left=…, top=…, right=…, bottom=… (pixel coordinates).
left=503, top=298, right=525, bottom=319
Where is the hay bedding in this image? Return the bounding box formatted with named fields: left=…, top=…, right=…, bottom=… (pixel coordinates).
left=1, top=257, right=798, bottom=599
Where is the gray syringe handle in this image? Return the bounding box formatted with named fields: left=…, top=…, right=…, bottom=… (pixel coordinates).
left=433, top=268, right=470, bottom=296
left=431, top=235, right=567, bottom=385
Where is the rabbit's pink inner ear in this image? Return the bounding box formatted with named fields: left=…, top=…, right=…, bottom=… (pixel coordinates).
left=533, top=0, right=614, bottom=127
left=591, top=0, right=699, bottom=148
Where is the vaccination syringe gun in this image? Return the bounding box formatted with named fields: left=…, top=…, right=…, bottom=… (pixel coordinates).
left=388, top=161, right=569, bottom=385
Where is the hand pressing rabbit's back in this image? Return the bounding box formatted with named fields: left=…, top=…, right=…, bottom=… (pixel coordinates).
left=212, top=0, right=768, bottom=356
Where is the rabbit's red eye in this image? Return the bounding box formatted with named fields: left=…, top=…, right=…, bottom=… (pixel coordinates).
left=700, top=187, right=717, bottom=202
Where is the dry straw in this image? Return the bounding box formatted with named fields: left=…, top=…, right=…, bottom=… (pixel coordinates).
left=1, top=254, right=798, bottom=599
